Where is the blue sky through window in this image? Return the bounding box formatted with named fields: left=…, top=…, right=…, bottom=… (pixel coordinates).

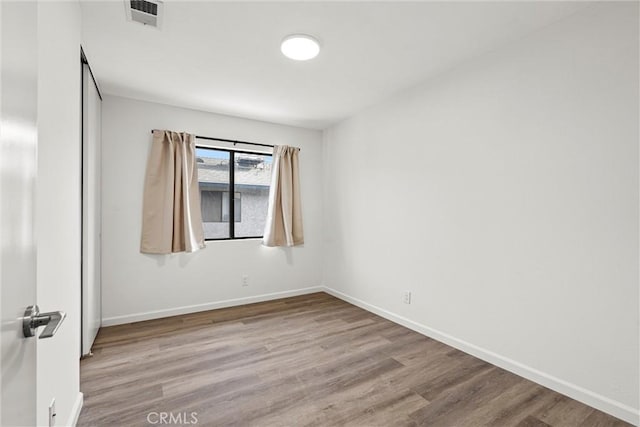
left=196, top=148, right=273, bottom=164
left=196, top=148, right=228, bottom=160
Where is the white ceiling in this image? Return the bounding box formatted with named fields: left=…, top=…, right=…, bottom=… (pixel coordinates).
left=80, top=1, right=587, bottom=130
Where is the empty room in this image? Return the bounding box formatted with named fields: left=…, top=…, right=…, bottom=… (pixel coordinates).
left=1, top=1, right=638, bottom=426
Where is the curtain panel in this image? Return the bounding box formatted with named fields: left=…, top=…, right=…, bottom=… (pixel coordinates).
left=140, top=130, right=205, bottom=254
left=263, top=145, right=304, bottom=247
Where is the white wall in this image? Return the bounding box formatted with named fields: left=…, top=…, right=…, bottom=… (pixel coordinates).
left=36, top=1, right=83, bottom=426
left=323, top=3, right=639, bottom=424
left=101, top=96, right=323, bottom=324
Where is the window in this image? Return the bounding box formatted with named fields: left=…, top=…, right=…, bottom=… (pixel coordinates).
left=196, top=146, right=272, bottom=240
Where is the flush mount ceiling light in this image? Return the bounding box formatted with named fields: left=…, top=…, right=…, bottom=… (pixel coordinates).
left=281, top=34, right=320, bottom=61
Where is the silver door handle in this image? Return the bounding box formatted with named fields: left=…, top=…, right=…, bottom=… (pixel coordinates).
left=22, top=305, right=66, bottom=339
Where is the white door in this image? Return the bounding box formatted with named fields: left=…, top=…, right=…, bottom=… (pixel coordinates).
left=0, top=1, right=39, bottom=425
left=81, top=62, right=102, bottom=356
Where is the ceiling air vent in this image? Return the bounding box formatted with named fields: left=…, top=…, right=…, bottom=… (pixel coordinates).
left=125, top=0, right=163, bottom=29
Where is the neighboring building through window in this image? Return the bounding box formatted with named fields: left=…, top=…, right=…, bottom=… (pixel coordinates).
left=200, top=191, right=240, bottom=223
left=196, top=146, right=272, bottom=240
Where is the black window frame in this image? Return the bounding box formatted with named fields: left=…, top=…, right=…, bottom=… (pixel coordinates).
left=196, top=145, right=272, bottom=241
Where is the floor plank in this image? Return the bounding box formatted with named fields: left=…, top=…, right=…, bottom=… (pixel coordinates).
left=77, top=292, right=631, bottom=426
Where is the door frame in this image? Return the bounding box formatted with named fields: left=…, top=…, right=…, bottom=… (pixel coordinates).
left=80, top=47, right=103, bottom=357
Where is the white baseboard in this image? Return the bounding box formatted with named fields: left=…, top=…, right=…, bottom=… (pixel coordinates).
left=322, top=286, right=640, bottom=426
left=101, top=287, right=324, bottom=326
left=67, top=392, right=83, bottom=427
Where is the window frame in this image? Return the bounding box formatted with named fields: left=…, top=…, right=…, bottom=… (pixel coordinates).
left=196, top=144, right=272, bottom=241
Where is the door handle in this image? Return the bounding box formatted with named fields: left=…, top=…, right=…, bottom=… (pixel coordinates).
left=22, top=305, right=66, bottom=339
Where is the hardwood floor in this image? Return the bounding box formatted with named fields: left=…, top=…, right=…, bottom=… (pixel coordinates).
left=78, top=293, right=630, bottom=427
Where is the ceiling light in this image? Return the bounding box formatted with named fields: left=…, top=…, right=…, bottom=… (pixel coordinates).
left=281, top=34, right=320, bottom=61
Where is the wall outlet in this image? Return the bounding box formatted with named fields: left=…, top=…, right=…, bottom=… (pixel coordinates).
left=242, top=275, right=249, bottom=286
left=403, top=291, right=411, bottom=304
left=49, top=398, right=56, bottom=427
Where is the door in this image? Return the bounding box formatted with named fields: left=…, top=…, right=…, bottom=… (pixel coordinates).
left=0, top=1, right=39, bottom=426
left=81, top=60, right=102, bottom=356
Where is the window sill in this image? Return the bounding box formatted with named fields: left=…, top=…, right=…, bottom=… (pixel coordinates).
left=204, top=236, right=263, bottom=242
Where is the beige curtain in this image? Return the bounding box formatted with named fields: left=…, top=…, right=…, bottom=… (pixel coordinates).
left=263, top=145, right=304, bottom=247
left=140, top=130, right=205, bottom=254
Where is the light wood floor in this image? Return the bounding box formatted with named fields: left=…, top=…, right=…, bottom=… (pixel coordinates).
left=78, top=292, right=630, bottom=427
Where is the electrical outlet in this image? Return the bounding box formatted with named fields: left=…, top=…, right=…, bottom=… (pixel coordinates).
left=403, top=291, right=411, bottom=304
left=242, top=275, right=249, bottom=286
left=49, top=398, right=56, bottom=427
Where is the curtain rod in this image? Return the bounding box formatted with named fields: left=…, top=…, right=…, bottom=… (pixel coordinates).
left=150, top=130, right=277, bottom=149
